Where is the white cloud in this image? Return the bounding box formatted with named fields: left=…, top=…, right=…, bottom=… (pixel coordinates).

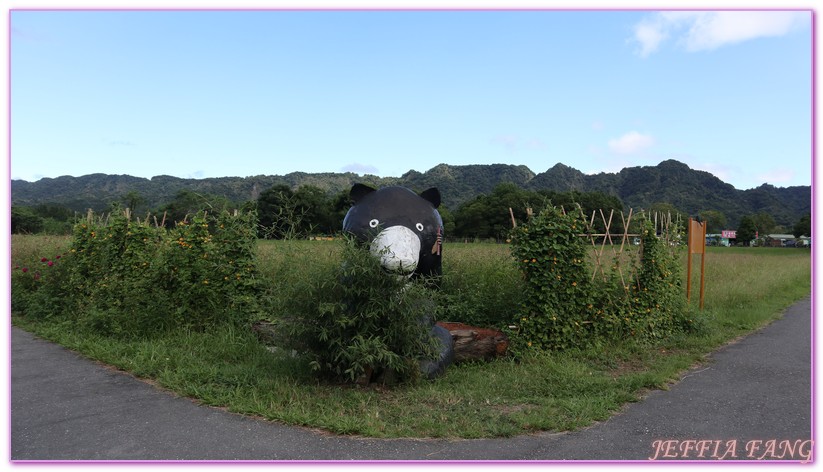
left=632, top=11, right=808, bottom=57
left=607, top=131, right=654, bottom=155
left=683, top=11, right=808, bottom=51
left=682, top=161, right=798, bottom=189
left=633, top=17, right=670, bottom=57
left=492, top=134, right=519, bottom=151
left=758, top=168, right=796, bottom=184
left=693, top=161, right=736, bottom=183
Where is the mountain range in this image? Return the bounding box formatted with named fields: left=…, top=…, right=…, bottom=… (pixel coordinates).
left=11, top=159, right=810, bottom=228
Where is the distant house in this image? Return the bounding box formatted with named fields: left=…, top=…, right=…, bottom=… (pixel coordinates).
left=764, top=234, right=797, bottom=247
left=706, top=230, right=737, bottom=247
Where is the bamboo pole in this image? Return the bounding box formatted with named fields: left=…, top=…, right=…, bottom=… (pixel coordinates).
left=699, top=219, right=707, bottom=310
left=686, top=237, right=693, bottom=302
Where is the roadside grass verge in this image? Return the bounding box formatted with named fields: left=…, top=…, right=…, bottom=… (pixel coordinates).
left=11, top=236, right=811, bottom=438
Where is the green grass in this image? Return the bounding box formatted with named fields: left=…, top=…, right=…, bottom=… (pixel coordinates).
left=11, top=236, right=811, bottom=438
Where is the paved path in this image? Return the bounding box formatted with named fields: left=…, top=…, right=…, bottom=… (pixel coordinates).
left=11, top=297, right=813, bottom=462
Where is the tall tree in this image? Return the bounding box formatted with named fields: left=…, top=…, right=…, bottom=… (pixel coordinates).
left=454, top=182, right=543, bottom=240
left=330, top=189, right=354, bottom=231
left=257, top=185, right=298, bottom=239
left=11, top=206, right=44, bottom=234
left=293, top=185, right=335, bottom=235
left=158, top=189, right=230, bottom=227
left=698, top=210, right=728, bottom=233
left=793, top=214, right=811, bottom=238
left=751, top=212, right=777, bottom=236
left=122, top=190, right=146, bottom=213
left=736, top=215, right=757, bottom=245
left=438, top=206, right=456, bottom=237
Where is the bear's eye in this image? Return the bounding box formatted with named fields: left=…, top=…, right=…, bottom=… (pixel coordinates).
left=415, top=223, right=424, bottom=232
left=369, top=219, right=380, bottom=228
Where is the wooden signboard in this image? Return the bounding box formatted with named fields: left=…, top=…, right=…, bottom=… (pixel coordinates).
left=688, top=220, right=705, bottom=254
left=686, top=218, right=706, bottom=309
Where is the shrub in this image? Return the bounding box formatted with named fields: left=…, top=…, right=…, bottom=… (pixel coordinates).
left=13, top=209, right=262, bottom=338
left=286, top=236, right=440, bottom=384
left=11, top=253, right=72, bottom=320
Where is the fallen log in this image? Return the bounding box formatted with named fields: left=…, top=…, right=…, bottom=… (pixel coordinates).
left=254, top=319, right=510, bottom=366
left=436, top=321, right=509, bottom=362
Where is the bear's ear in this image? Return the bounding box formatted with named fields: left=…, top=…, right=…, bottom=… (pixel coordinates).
left=420, top=188, right=441, bottom=208
left=350, top=183, right=377, bottom=204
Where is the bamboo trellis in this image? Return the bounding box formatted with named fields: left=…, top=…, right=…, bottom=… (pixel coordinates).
left=554, top=205, right=680, bottom=292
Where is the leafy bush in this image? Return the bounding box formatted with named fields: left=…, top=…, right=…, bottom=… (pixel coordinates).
left=510, top=206, right=695, bottom=351
left=12, top=209, right=261, bottom=338
left=286, top=236, right=440, bottom=384
left=11, top=253, right=72, bottom=320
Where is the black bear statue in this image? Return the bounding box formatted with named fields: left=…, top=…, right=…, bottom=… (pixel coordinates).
left=342, top=184, right=453, bottom=379
left=343, top=184, right=444, bottom=279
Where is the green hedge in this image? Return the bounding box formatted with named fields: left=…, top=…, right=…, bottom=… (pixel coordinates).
left=12, top=209, right=261, bottom=337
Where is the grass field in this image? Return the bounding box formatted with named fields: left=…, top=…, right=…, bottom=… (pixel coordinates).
left=10, top=235, right=812, bottom=438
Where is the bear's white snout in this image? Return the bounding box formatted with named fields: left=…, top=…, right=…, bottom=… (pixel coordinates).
left=370, top=225, right=421, bottom=275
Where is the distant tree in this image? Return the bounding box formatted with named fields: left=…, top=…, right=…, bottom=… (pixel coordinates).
left=33, top=204, right=75, bottom=221
left=257, top=185, right=298, bottom=239
left=698, top=210, right=728, bottom=233
left=257, top=184, right=337, bottom=239
left=648, top=202, right=687, bottom=221
left=293, top=185, right=336, bottom=235
left=736, top=215, right=758, bottom=245
left=26, top=204, right=76, bottom=235
left=698, top=210, right=727, bottom=233
left=538, top=189, right=624, bottom=234
left=11, top=206, right=44, bottom=234
left=438, top=206, right=456, bottom=237
left=751, top=212, right=777, bottom=237
left=454, top=194, right=495, bottom=240
left=573, top=191, right=625, bottom=233
left=122, top=191, right=146, bottom=213
left=330, top=189, right=354, bottom=231
left=793, top=214, right=811, bottom=238
left=645, top=202, right=688, bottom=237
left=454, top=182, right=542, bottom=240
left=158, top=189, right=231, bottom=227
left=40, top=218, right=73, bottom=235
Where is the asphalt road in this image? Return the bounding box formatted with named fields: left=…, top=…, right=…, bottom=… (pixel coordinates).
left=10, top=297, right=813, bottom=462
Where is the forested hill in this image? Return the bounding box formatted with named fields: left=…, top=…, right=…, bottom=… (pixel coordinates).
left=11, top=159, right=810, bottom=227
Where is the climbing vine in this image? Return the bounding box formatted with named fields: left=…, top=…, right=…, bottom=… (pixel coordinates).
left=511, top=206, right=695, bottom=351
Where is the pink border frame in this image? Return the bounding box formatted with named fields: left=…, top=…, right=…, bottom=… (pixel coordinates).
left=6, top=6, right=818, bottom=465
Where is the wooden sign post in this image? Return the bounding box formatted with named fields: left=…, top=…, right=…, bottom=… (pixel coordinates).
left=686, top=218, right=707, bottom=310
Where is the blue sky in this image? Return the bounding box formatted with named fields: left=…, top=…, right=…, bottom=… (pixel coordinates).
left=10, top=9, right=813, bottom=189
